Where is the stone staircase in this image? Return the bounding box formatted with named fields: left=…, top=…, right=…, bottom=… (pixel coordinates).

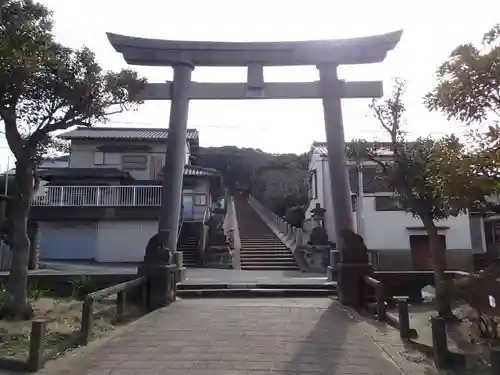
left=177, top=223, right=200, bottom=268
left=235, top=197, right=299, bottom=270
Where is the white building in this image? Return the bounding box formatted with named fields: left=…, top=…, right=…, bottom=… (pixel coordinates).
left=304, top=142, right=484, bottom=271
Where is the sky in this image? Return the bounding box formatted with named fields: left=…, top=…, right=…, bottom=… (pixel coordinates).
left=1, top=0, right=500, bottom=169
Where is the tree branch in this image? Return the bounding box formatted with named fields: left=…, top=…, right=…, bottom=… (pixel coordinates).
left=0, top=108, right=24, bottom=159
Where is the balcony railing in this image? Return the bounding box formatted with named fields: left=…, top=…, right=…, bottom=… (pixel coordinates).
left=32, top=185, right=208, bottom=210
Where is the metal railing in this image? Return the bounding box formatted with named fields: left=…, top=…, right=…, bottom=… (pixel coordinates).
left=32, top=185, right=208, bottom=210
left=248, top=195, right=310, bottom=250
left=197, top=206, right=210, bottom=265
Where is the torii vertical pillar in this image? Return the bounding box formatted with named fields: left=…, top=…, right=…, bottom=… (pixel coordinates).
left=159, top=63, right=194, bottom=254
left=317, top=65, right=355, bottom=239
left=318, top=65, right=367, bottom=308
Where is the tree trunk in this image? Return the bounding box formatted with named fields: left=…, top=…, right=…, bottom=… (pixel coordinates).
left=421, top=214, right=452, bottom=318
left=0, top=159, right=34, bottom=320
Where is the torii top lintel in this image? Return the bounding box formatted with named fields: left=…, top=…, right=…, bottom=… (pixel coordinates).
left=106, top=30, right=403, bottom=67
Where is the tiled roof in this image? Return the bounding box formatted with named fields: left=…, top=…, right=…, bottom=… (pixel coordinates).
left=312, top=141, right=393, bottom=157
left=39, top=165, right=221, bottom=181
left=157, top=165, right=221, bottom=179
left=184, top=165, right=220, bottom=177
left=59, top=127, right=199, bottom=141
left=310, top=142, right=391, bottom=193
left=312, top=142, right=329, bottom=156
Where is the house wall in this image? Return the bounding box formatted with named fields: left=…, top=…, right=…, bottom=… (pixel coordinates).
left=304, top=152, right=474, bottom=270
left=305, top=155, right=357, bottom=244
left=69, top=139, right=191, bottom=180
left=95, top=220, right=157, bottom=262
left=185, top=180, right=211, bottom=221
left=469, top=214, right=487, bottom=254
left=40, top=217, right=209, bottom=263
left=361, top=196, right=471, bottom=250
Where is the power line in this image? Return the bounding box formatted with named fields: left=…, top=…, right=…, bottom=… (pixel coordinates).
left=105, top=120, right=459, bottom=136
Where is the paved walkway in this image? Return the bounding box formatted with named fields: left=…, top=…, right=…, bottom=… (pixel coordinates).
left=35, top=298, right=432, bottom=375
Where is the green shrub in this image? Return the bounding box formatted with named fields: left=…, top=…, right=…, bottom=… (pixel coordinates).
left=0, top=283, right=44, bottom=304
left=27, top=285, right=44, bottom=301
left=452, top=263, right=500, bottom=343
left=69, top=276, right=97, bottom=300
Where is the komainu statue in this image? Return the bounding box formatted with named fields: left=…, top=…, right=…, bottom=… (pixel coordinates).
left=143, top=232, right=171, bottom=263
left=339, top=229, right=369, bottom=265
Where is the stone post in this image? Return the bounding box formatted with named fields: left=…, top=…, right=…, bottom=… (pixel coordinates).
left=158, top=62, right=193, bottom=255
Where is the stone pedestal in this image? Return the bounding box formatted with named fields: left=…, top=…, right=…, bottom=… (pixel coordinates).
left=304, top=245, right=331, bottom=273
left=138, top=264, right=177, bottom=310
left=337, top=263, right=371, bottom=309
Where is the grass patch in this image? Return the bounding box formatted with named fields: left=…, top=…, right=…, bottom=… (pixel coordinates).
left=0, top=295, right=144, bottom=361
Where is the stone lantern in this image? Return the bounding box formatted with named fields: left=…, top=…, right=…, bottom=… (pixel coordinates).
left=306, top=203, right=335, bottom=273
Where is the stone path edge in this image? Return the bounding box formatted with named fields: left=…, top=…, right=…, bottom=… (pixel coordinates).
left=346, top=307, right=439, bottom=375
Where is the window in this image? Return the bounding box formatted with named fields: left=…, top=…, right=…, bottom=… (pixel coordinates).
left=309, top=170, right=318, bottom=199
left=94, top=152, right=104, bottom=165
left=105, top=153, right=121, bottom=165
left=194, top=194, right=207, bottom=206
left=122, top=155, right=147, bottom=171
left=374, top=196, right=404, bottom=211
left=94, top=152, right=121, bottom=165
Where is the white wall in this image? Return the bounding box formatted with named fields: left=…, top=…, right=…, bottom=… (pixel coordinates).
left=95, top=221, right=157, bottom=262
left=361, top=196, right=472, bottom=250
left=305, top=154, right=356, bottom=245
left=306, top=153, right=472, bottom=251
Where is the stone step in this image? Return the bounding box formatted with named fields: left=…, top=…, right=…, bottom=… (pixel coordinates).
left=241, top=239, right=284, bottom=241
left=241, top=250, right=289, bottom=254
left=177, top=288, right=335, bottom=298
left=240, top=265, right=300, bottom=270
left=241, top=256, right=296, bottom=262
left=241, top=245, right=287, bottom=248
left=240, top=256, right=295, bottom=261
left=241, top=261, right=297, bottom=266
left=241, top=242, right=286, bottom=244
left=241, top=243, right=288, bottom=249
left=240, top=249, right=293, bottom=253
left=240, top=251, right=292, bottom=255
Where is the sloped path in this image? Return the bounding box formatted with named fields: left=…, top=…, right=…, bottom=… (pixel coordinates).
left=36, top=298, right=423, bottom=375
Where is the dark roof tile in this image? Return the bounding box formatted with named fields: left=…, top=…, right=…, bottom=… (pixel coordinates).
left=59, top=127, right=199, bottom=142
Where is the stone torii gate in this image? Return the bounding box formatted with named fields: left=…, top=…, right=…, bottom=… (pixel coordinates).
left=107, top=31, right=402, bottom=306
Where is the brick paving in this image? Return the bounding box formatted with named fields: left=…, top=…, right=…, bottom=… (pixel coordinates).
left=36, top=298, right=419, bottom=375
